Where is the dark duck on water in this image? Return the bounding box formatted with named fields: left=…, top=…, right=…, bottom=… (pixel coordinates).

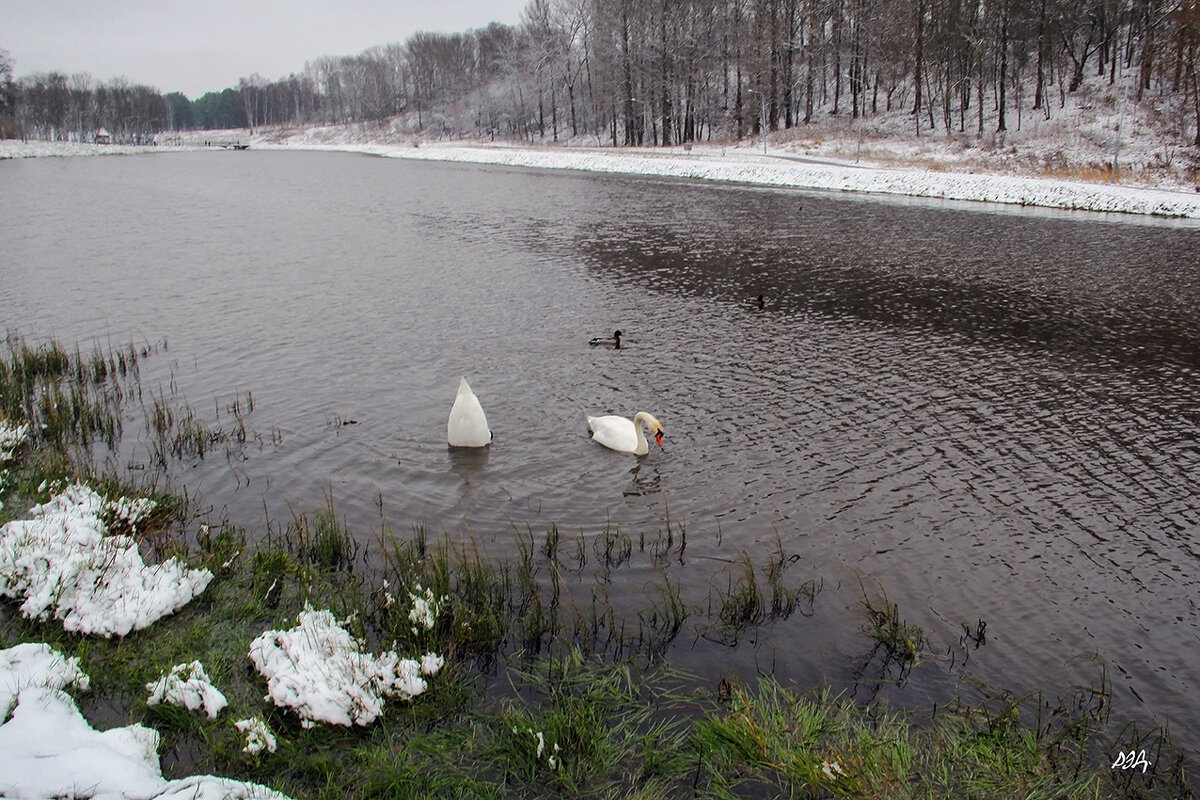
left=589, top=330, right=622, bottom=349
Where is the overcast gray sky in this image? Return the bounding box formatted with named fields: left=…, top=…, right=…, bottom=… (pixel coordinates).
left=3, top=1, right=529, bottom=98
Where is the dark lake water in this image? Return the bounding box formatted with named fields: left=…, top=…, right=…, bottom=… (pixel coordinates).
left=3, top=150, right=1199, bottom=757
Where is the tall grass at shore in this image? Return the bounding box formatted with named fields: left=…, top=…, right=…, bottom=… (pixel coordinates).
left=0, top=335, right=145, bottom=457
left=1, top=477, right=1191, bottom=798
left=0, top=336, right=1193, bottom=799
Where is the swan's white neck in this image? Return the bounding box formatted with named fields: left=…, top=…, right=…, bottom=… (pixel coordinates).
left=631, top=411, right=658, bottom=456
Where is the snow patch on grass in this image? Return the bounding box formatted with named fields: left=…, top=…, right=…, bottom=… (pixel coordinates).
left=0, top=643, right=292, bottom=800
left=0, top=642, right=89, bottom=716
left=0, top=484, right=213, bottom=637
left=236, top=716, right=279, bottom=754
left=0, top=420, right=31, bottom=511
left=248, top=606, right=444, bottom=728
left=146, top=660, right=228, bottom=719
left=0, top=420, right=30, bottom=463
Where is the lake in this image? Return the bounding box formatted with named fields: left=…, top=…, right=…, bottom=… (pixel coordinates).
left=2, top=149, right=1199, bottom=756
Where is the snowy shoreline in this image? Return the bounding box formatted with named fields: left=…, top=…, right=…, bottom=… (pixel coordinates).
left=303, top=140, right=1200, bottom=220
left=5, top=136, right=1200, bottom=220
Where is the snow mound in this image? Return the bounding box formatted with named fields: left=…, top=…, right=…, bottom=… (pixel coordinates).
left=0, top=643, right=292, bottom=800
left=248, top=607, right=443, bottom=728
left=236, top=716, right=278, bottom=754
left=146, top=660, right=228, bottom=719
left=0, top=642, right=89, bottom=717
left=0, top=484, right=213, bottom=637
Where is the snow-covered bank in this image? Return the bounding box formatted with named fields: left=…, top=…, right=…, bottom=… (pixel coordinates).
left=261, top=138, right=1200, bottom=219
left=0, top=140, right=197, bottom=159
left=0, top=477, right=443, bottom=798
left=7, top=129, right=1199, bottom=218
left=0, top=643, right=291, bottom=800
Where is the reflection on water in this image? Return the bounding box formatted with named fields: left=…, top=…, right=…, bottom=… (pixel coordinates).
left=447, top=445, right=490, bottom=480
left=622, top=460, right=663, bottom=497
left=575, top=192, right=1200, bottom=371
left=2, top=151, right=1199, bottom=757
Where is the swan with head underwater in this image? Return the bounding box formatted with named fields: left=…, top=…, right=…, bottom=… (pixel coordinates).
left=447, top=377, right=492, bottom=447
left=586, top=411, right=664, bottom=455
left=589, top=330, right=622, bottom=349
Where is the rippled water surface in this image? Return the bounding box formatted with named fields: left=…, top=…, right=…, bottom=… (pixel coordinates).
left=3, top=150, right=1199, bottom=752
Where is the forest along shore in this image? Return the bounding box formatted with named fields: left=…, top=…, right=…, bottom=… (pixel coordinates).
left=4, top=135, right=1200, bottom=220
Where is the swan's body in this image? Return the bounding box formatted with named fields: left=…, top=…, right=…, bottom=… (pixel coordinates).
left=447, top=377, right=491, bottom=447
left=589, top=330, right=622, bottom=349
left=586, top=411, right=664, bottom=455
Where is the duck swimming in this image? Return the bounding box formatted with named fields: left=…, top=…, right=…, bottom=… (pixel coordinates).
left=589, top=330, right=622, bottom=349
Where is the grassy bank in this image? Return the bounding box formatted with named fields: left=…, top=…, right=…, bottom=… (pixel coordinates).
left=0, top=335, right=1192, bottom=799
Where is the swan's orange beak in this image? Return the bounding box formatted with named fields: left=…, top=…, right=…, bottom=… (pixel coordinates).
left=655, top=430, right=664, bottom=447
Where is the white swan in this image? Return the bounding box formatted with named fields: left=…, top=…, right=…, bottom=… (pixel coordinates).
left=447, top=377, right=491, bottom=447
left=586, top=411, right=664, bottom=455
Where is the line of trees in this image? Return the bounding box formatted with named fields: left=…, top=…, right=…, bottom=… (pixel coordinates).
left=5, top=0, right=1200, bottom=147
left=0, top=61, right=169, bottom=143
left=211, top=0, right=1200, bottom=147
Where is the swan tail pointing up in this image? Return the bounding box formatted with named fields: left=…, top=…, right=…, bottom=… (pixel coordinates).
left=447, top=377, right=491, bottom=448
